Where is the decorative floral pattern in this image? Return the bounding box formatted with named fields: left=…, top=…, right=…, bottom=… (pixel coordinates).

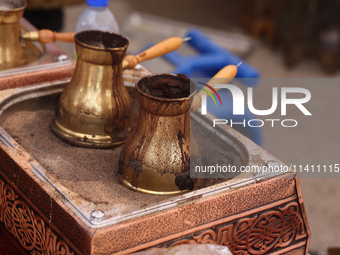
left=167, top=202, right=307, bottom=254
left=0, top=176, right=307, bottom=255
left=0, top=179, right=74, bottom=255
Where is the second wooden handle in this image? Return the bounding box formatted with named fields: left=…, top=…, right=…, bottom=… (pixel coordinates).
left=191, top=65, right=238, bottom=112
left=122, top=37, right=183, bottom=70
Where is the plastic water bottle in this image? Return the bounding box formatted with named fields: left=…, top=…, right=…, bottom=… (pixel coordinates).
left=74, top=0, right=119, bottom=57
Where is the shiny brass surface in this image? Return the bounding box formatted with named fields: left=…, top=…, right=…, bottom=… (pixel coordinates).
left=0, top=0, right=26, bottom=70
left=52, top=31, right=131, bottom=148
left=20, top=30, right=38, bottom=41
left=118, top=73, right=198, bottom=195
left=122, top=59, right=130, bottom=70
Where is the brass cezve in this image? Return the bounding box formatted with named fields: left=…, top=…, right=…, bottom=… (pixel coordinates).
left=0, top=0, right=26, bottom=70
left=118, top=73, right=199, bottom=195
left=51, top=31, right=131, bottom=148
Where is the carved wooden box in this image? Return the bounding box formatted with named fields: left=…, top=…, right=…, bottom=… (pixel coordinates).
left=0, top=71, right=310, bottom=255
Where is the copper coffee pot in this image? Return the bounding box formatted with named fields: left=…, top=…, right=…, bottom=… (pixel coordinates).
left=0, top=0, right=26, bottom=70
left=118, top=65, right=239, bottom=195
left=0, top=0, right=68, bottom=71
left=51, top=30, right=185, bottom=148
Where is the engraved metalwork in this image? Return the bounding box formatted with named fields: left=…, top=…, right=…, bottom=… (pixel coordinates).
left=0, top=179, right=74, bottom=255
left=159, top=201, right=307, bottom=254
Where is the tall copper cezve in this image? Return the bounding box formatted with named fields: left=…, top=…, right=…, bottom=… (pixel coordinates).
left=118, top=73, right=198, bottom=195
left=52, top=31, right=131, bottom=148
left=0, top=0, right=26, bottom=70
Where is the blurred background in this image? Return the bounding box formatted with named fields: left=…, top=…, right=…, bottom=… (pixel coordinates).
left=23, top=0, right=340, bottom=252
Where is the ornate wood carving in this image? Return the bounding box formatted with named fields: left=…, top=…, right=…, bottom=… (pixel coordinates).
left=161, top=201, right=307, bottom=254
left=0, top=179, right=74, bottom=255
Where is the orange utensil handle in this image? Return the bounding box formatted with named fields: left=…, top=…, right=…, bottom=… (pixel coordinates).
left=122, top=37, right=183, bottom=70
left=191, top=64, right=238, bottom=112
left=22, top=29, right=75, bottom=43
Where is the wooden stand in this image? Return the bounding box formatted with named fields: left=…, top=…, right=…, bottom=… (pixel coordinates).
left=0, top=71, right=310, bottom=254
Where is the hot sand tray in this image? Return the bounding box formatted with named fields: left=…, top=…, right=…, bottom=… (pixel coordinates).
left=0, top=18, right=75, bottom=90
left=0, top=74, right=310, bottom=254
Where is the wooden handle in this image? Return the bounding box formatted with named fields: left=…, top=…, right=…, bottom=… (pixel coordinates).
left=191, top=65, right=238, bottom=112
left=38, top=29, right=75, bottom=43
left=122, top=37, right=183, bottom=70
left=21, top=29, right=75, bottom=43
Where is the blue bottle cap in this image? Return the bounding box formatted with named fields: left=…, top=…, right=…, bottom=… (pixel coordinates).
left=86, top=0, right=108, bottom=7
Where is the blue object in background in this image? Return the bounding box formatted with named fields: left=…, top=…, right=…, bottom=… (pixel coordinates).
left=177, top=29, right=262, bottom=146
left=163, top=29, right=260, bottom=87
